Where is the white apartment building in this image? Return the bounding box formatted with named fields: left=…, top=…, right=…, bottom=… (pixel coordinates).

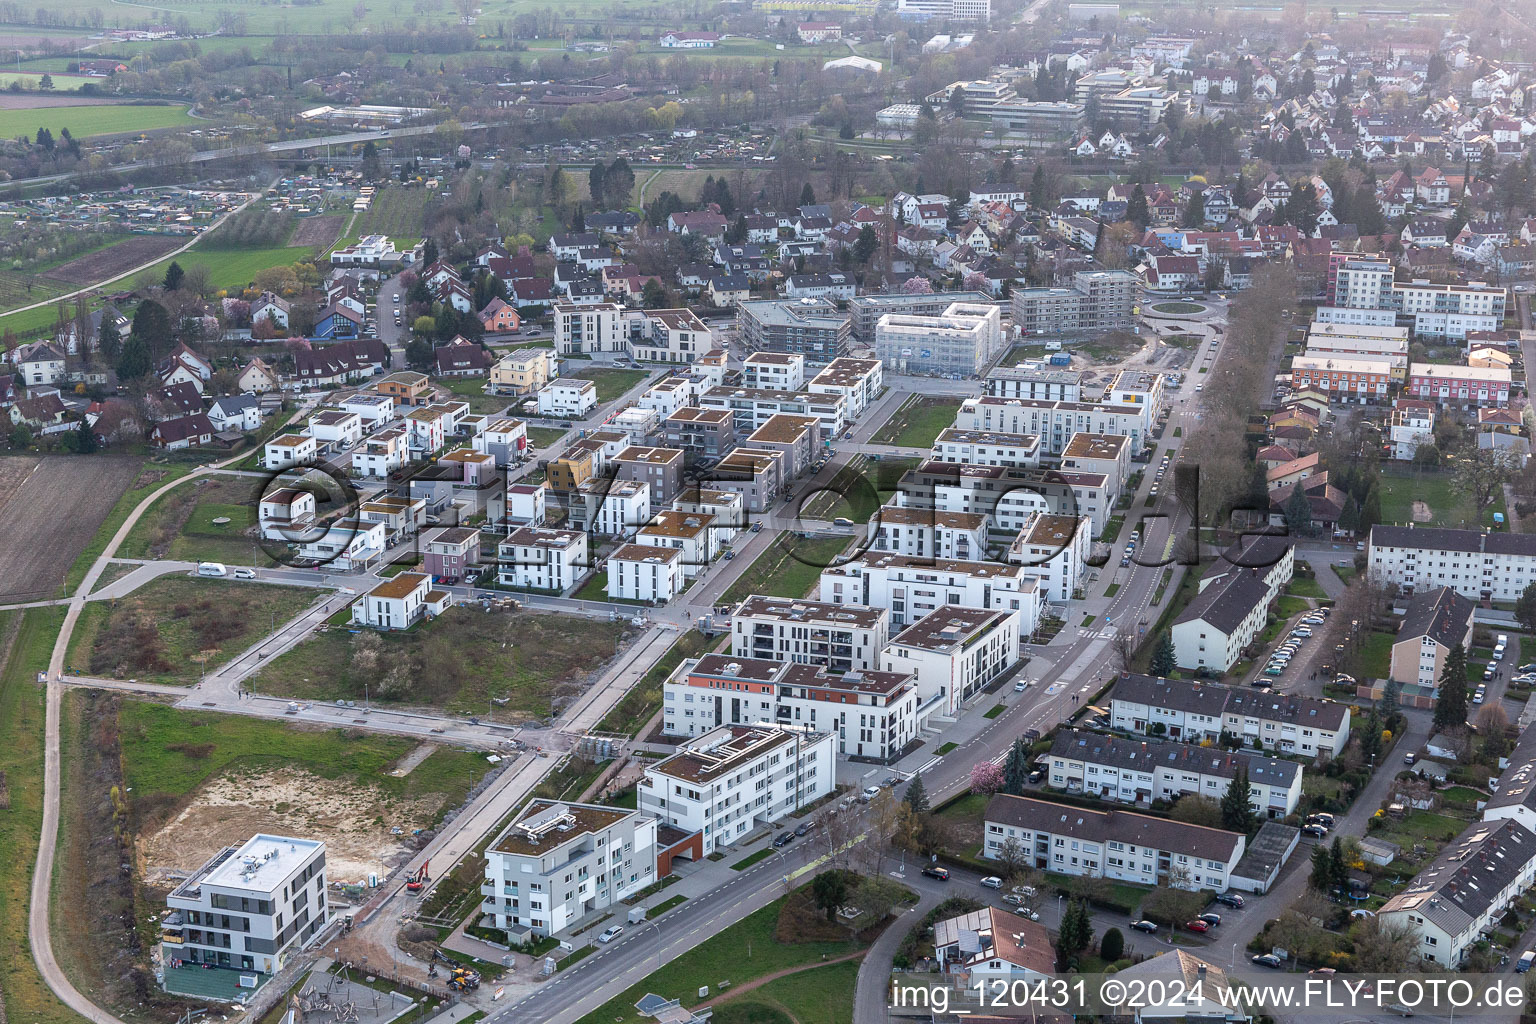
left=875, top=302, right=1004, bottom=377
left=1170, top=568, right=1273, bottom=673
left=627, top=308, right=713, bottom=364
left=956, top=396, right=1154, bottom=454
left=819, top=552, right=1044, bottom=634
left=1059, top=432, right=1130, bottom=502
left=160, top=834, right=327, bottom=981
left=498, top=526, right=586, bottom=592
left=578, top=478, right=651, bottom=539
left=1368, top=524, right=1536, bottom=602
left=307, top=410, right=364, bottom=451
left=1046, top=729, right=1303, bottom=819
left=474, top=418, right=530, bottom=467
left=1107, top=674, right=1351, bottom=756
left=1104, top=369, right=1164, bottom=411
left=405, top=406, right=448, bottom=454
left=352, top=572, right=451, bottom=630
left=1380, top=819, right=1536, bottom=968
left=607, top=543, right=685, bottom=603
left=636, top=509, right=717, bottom=576
left=258, top=487, right=316, bottom=542
left=931, top=428, right=1042, bottom=469
left=807, top=358, right=883, bottom=420
left=294, top=517, right=386, bottom=570
left=539, top=378, right=599, bottom=418
left=986, top=365, right=1083, bottom=402
left=1006, top=512, right=1089, bottom=603
left=264, top=433, right=317, bottom=469
left=663, top=653, right=922, bottom=761
left=880, top=606, right=1021, bottom=716
left=699, top=385, right=848, bottom=440
left=554, top=301, right=627, bottom=355
left=341, top=392, right=398, bottom=428
left=481, top=800, right=658, bottom=939
left=1389, top=401, right=1435, bottom=460
left=743, top=352, right=807, bottom=391
left=353, top=427, right=409, bottom=478
left=983, top=794, right=1246, bottom=891
left=868, top=505, right=990, bottom=561
left=732, top=595, right=890, bottom=673
left=1305, top=322, right=1410, bottom=371
left=359, top=495, right=425, bottom=542
left=639, top=724, right=836, bottom=854
left=893, top=461, right=1111, bottom=540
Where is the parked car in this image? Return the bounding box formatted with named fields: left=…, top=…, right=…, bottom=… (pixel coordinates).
left=1002, top=894, right=1027, bottom=906
left=1197, top=913, right=1221, bottom=926
left=1306, top=814, right=1335, bottom=828
left=1027, top=769, right=1044, bottom=784
left=1129, top=920, right=1159, bottom=934
left=921, top=866, right=950, bottom=881
left=1184, top=920, right=1210, bottom=932
left=1214, top=892, right=1245, bottom=908
left=1252, top=954, right=1283, bottom=969
left=980, top=876, right=1003, bottom=889
left=1301, top=824, right=1328, bottom=839
left=1404, top=752, right=1417, bottom=765
left=598, top=926, right=624, bottom=944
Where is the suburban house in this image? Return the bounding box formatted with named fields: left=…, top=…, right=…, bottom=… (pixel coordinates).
left=1390, top=586, right=1475, bottom=688
left=933, top=907, right=1054, bottom=983
left=351, top=573, right=452, bottom=630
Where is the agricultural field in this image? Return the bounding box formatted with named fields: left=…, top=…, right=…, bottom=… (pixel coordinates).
left=0, top=71, right=94, bottom=93
left=251, top=607, right=630, bottom=716
left=0, top=101, right=198, bottom=140
left=0, top=455, right=143, bottom=603
left=346, top=186, right=432, bottom=249
left=291, top=214, right=345, bottom=250
left=117, top=474, right=276, bottom=566
left=138, top=244, right=318, bottom=296
left=117, top=699, right=495, bottom=885
left=39, top=234, right=185, bottom=286
left=65, top=576, right=321, bottom=686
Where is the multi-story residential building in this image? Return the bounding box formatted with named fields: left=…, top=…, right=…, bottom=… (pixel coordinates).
left=474, top=417, right=529, bottom=467
left=1006, top=512, right=1089, bottom=603
left=1483, top=730, right=1536, bottom=834
left=1368, top=524, right=1536, bottom=602
left=874, top=301, right=1004, bottom=377
left=339, top=392, right=397, bottom=429
left=638, top=724, right=836, bottom=854
left=1390, top=586, right=1474, bottom=688
left=538, top=378, right=599, bottom=418
left=481, top=800, right=659, bottom=939
left=489, top=348, right=552, bottom=395
left=307, top=410, right=364, bottom=452
left=897, top=0, right=991, bottom=21
left=1325, top=255, right=1507, bottom=339
left=422, top=526, right=480, bottom=579
left=819, top=552, right=1044, bottom=634
left=1045, top=729, right=1303, bottom=818
left=295, top=518, right=386, bottom=570
left=1289, top=355, right=1394, bottom=402
left=160, top=834, right=327, bottom=986
left=744, top=415, right=818, bottom=478
left=498, top=527, right=586, bottom=592
left=613, top=445, right=685, bottom=505
left=732, top=595, right=890, bottom=672
left=663, top=653, right=922, bottom=760
left=554, top=302, right=627, bottom=355
left=1380, top=819, right=1536, bottom=967
left=1107, top=674, right=1351, bottom=756
left=636, top=509, right=717, bottom=575
left=868, top=506, right=990, bottom=561
left=572, top=478, right=650, bottom=538
left=258, top=488, right=317, bottom=542
left=743, top=352, right=807, bottom=391
left=987, top=366, right=1083, bottom=402
left=625, top=308, right=713, bottom=363
left=1305, top=322, right=1410, bottom=375
left=880, top=606, right=1020, bottom=716
left=1407, top=362, right=1512, bottom=407
left=1012, top=270, right=1136, bottom=336
left=735, top=298, right=850, bottom=364
left=848, top=291, right=994, bottom=344
left=1170, top=569, right=1273, bottom=673
left=894, top=460, right=1111, bottom=539
left=931, top=428, right=1042, bottom=469
left=377, top=370, right=431, bottom=407
left=982, top=794, right=1246, bottom=891
left=956, top=396, right=1154, bottom=455
left=1389, top=400, right=1436, bottom=460
left=352, top=572, right=452, bottom=629
left=352, top=426, right=410, bottom=478
left=699, top=385, right=848, bottom=440
left=606, top=543, right=685, bottom=603
left=1059, top=432, right=1130, bottom=502
left=807, top=358, right=883, bottom=419
left=506, top=482, right=547, bottom=526
left=357, top=495, right=425, bottom=543
left=264, top=433, right=317, bottom=470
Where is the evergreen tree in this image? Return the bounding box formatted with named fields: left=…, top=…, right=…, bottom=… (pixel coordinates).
left=1308, top=842, right=1334, bottom=890
left=1002, top=737, right=1029, bottom=795
left=1183, top=189, right=1205, bottom=228
left=604, top=157, right=636, bottom=209
left=800, top=182, right=816, bottom=207
left=96, top=316, right=121, bottom=362
left=726, top=215, right=748, bottom=244
left=1516, top=581, right=1536, bottom=633
left=1382, top=677, right=1403, bottom=709
left=904, top=773, right=930, bottom=815
left=1127, top=183, right=1150, bottom=229
left=1099, top=927, right=1124, bottom=962
left=1328, top=836, right=1348, bottom=892
left=1433, top=644, right=1469, bottom=732
left=588, top=162, right=607, bottom=210
left=1150, top=631, right=1176, bottom=676
left=1030, top=163, right=1049, bottom=209
left=641, top=278, right=668, bottom=309
left=853, top=224, right=879, bottom=265
left=1284, top=485, right=1314, bottom=536
left=1220, top=768, right=1257, bottom=834
left=1339, top=495, right=1360, bottom=535
left=74, top=418, right=97, bottom=454
left=422, top=238, right=439, bottom=269
left=115, top=333, right=151, bottom=381
left=1360, top=483, right=1382, bottom=534
left=1289, top=182, right=1322, bottom=236
left=1058, top=899, right=1092, bottom=959
left=130, top=299, right=172, bottom=360
left=571, top=204, right=584, bottom=232
left=162, top=261, right=185, bottom=293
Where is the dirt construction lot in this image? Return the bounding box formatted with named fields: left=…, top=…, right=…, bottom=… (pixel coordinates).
left=0, top=455, right=142, bottom=602
left=42, top=236, right=184, bottom=285
left=292, top=214, right=344, bottom=250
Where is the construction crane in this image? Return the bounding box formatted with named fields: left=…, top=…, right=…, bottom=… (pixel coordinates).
left=405, top=861, right=430, bottom=893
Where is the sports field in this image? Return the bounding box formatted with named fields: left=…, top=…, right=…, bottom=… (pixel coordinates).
left=0, top=102, right=197, bottom=141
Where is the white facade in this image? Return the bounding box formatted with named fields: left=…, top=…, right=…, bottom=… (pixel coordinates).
left=258, top=488, right=316, bottom=542
left=538, top=379, right=599, bottom=418
left=931, top=428, right=1042, bottom=469
left=353, top=427, right=409, bottom=478
left=732, top=595, right=890, bottom=673
left=161, top=835, right=327, bottom=977
left=295, top=517, right=386, bottom=570
left=638, top=725, right=836, bottom=854
left=957, top=396, right=1154, bottom=455
left=880, top=606, right=1021, bottom=716
left=606, top=544, right=684, bottom=603
left=264, top=433, right=318, bottom=469
left=307, top=410, right=364, bottom=450
left=351, top=572, right=445, bottom=630
left=743, top=352, right=807, bottom=391
left=875, top=302, right=1004, bottom=377
left=1006, top=512, right=1089, bottom=603
left=1368, top=524, right=1536, bottom=602
left=868, top=505, right=990, bottom=561
left=819, top=553, right=1043, bottom=634
left=554, top=302, right=627, bottom=355
left=498, top=527, right=586, bottom=592
left=807, top=358, right=883, bottom=420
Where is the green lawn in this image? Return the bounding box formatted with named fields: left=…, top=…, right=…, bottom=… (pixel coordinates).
left=141, top=245, right=318, bottom=295
left=1334, top=564, right=1358, bottom=584
left=983, top=704, right=1006, bottom=719
left=117, top=699, right=490, bottom=816
left=525, top=426, right=568, bottom=449
left=937, top=742, right=958, bottom=755
left=1355, top=630, right=1395, bottom=680
left=731, top=849, right=774, bottom=871
left=647, top=894, right=688, bottom=919
left=251, top=606, right=627, bottom=715
left=1104, top=583, right=1121, bottom=598
left=1151, top=301, right=1205, bottom=314
left=436, top=375, right=508, bottom=415
left=574, top=897, right=863, bottom=1024
left=66, top=577, right=319, bottom=686
left=871, top=396, right=962, bottom=449
left=712, top=960, right=859, bottom=1024
left=0, top=102, right=197, bottom=141
left=1275, top=595, right=1310, bottom=618
left=567, top=367, right=648, bottom=404
left=1377, top=465, right=1479, bottom=528
left=1287, top=577, right=1329, bottom=600
left=719, top=533, right=849, bottom=606
left=117, top=475, right=273, bottom=566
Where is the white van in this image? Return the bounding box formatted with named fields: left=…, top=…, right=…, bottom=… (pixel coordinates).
left=196, top=562, right=228, bottom=577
